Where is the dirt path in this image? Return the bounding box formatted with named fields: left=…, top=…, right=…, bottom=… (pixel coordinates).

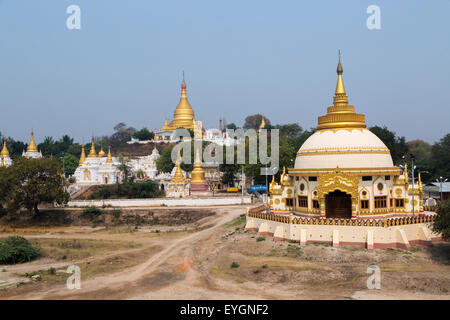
left=4, top=205, right=250, bottom=299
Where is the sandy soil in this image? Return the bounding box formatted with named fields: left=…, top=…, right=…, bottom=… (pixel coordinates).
left=1, top=204, right=449, bottom=300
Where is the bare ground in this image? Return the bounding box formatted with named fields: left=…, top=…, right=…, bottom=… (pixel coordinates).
left=0, top=205, right=449, bottom=300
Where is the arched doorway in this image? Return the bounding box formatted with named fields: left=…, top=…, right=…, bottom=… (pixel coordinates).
left=325, top=190, right=352, bottom=219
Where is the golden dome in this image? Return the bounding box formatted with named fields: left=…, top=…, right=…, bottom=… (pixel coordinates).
left=166, top=73, right=195, bottom=131
left=98, top=147, right=106, bottom=157
left=78, top=145, right=86, bottom=167
left=1, top=138, right=9, bottom=158
left=27, top=131, right=38, bottom=153
left=87, top=137, right=97, bottom=158
left=190, top=148, right=206, bottom=185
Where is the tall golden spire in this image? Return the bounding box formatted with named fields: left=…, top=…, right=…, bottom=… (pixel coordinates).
left=190, top=148, right=206, bottom=185
left=79, top=144, right=86, bottom=166
left=87, top=137, right=97, bottom=158
left=27, top=131, right=38, bottom=153
left=316, top=52, right=366, bottom=130
left=106, top=146, right=113, bottom=163
left=1, top=138, right=9, bottom=158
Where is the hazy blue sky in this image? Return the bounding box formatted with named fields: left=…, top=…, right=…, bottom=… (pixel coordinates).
left=0, top=0, right=448, bottom=144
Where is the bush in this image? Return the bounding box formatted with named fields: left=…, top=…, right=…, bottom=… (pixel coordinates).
left=230, top=262, right=240, bottom=268
left=256, top=237, right=265, bottom=242
left=81, top=206, right=104, bottom=221
left=87, top=181, right=163, bottom=200
left=0, top=236, right=40, bottom=264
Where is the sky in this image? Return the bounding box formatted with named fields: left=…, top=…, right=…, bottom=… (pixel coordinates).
left=0, top=0, right=449, bottom=144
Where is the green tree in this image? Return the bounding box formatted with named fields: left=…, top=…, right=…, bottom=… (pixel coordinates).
left=432, top=200, right=450, bottom=239
left=369, top=126, right=409, bottom=165
left=60, top=153, right=79, bottom=177
left=133, top=128, right=154, bottom=141
left=243, top=114, right=270, bottom=130
left=0, top=158, right=69, bottom=215
left=430, top=133, right=450, bottom=180
left=117, top=155, right=134, bottom=183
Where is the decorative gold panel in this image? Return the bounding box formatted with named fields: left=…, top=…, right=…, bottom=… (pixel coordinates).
left=317, top=167, right=359, bottom=199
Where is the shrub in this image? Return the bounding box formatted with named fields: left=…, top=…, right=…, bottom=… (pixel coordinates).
left=230, top=262, right=240, bottom=268
left=256, top=237, right=265, bottom=242
left=0, top=236, right=40, bottom=264
left=262, top=264, right=268, bottom=269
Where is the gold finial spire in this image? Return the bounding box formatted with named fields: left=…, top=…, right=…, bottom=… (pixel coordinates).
left=316, top=53, right=367, bottom=130
left=334, top=50, right=347, bottom=100
left=1, top=137, right=9, bottom=158
left=79, top=144, right=86, bottom=166
left=27, top=130, right=38, bottom=153
left=87, top=137, right=97, bottom=158
left=0, top=157, right=4, bottom=167
left=106, top=146, right=113, bottom=163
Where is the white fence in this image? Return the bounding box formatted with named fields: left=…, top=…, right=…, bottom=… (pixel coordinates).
left=68, top=196, right=252, bottom=208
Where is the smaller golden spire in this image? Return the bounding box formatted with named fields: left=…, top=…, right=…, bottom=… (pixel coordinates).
left=87, top=137, right=97, bottom=158
left=27, top=131, right=38, bottom=153
left=106, top=146, right=113, bottom=163
left=259, top=117, right=266, bottom=130
left=1, top=137, right=9, bottom=158
left=0, top=157, right=4, bottom=167
left=79, top=144, right=86, bottom=167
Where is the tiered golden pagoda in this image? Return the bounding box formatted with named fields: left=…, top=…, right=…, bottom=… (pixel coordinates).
left=87, top=137, right=97, bottom=158
left=160, top=73, right=196, bottom=132
left=78, top=145, right=86, bottom=167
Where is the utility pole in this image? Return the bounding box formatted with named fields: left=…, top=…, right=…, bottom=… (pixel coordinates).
left=411, top=153, right=415, bottom=217
left=436, top=176, right=448, bottom=201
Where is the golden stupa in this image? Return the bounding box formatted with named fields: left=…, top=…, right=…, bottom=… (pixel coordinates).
left=170, top=150, right=187, bottom=183
left=106, top=146, right=113, bottom=163
left=1, top=137, right=9, bottom=158
left=78, top=145, right=86, bottom=166
left=98, top=146, right=106, bottom=157
left=27, top=131, right=38, bottom=153
left=162, top=73, right=195, bottom=132
left=87, top=137, right=97, bottom=158
left=190, top=148, right=206, bottom=185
